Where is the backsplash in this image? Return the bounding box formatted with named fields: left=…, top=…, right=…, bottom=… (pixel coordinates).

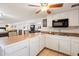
left=51, top=27, right=79, bottom=33
left=41, top=26, right=79, bottom=33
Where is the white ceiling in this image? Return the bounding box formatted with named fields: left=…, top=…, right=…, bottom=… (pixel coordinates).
left=0, top=3, right=79, bottom=23
left=0, top=3, right=47, bottom=23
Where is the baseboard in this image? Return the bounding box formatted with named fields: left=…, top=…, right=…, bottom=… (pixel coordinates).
left=36, top=47, right=46, bottom=56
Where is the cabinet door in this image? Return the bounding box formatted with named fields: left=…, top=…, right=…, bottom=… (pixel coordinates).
left=5, top=40, right=29, bottom=56
left=71, top=40, right=79, bottom=56
left=59, top=38, right=70, bottom=55
left=46, top=35, right=59, bottom=51
left=0, top=47, right=4, bottom=56
left=30, top=36, right=40, bottom=56
left=56, top=12, right=67, bottom=19
left=5, top=47, right=29, bottom=56
left=39, top=35, right=45, bottom=51
left=68, top=10, right=79, bottom=26
left=47, top=15, right=52, bottom=27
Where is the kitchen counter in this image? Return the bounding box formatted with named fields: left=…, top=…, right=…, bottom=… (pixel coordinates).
left=0, top=33, right=40, bottom=46
left=0, top=31, right=79, bottom=47
left=41, top=31, right=79, bottom=37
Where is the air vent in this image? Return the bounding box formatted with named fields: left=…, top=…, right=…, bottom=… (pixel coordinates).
left=71, top=3, right=79, bottom=8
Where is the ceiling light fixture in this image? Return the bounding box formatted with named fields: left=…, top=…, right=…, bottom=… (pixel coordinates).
left=41, top=7, right=48, bottom=11
left=41, top=3, right=48, bottom=11
left=28, top=3, right=63, bottom=14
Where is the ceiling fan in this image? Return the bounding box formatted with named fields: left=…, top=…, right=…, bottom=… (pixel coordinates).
left=28, top=3, right=63, bottom=14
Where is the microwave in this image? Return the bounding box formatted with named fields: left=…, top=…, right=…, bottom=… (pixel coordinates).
left=52, top=18, right=69, bottom=27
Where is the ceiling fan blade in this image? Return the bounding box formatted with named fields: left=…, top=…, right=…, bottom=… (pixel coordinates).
left=35, top=9, right=41, bottom=14
left=28, top=4, right=40, bottom=7
left=48, top=3, right=63, bottom=8
left=47, top=10, right=52, bottom=14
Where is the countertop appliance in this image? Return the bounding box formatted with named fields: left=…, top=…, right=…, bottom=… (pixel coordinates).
left=52, top=18, right=69, bottom=27
left=29, top=25, right=35, bottom=33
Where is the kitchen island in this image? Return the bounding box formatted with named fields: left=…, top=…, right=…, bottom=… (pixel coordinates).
left=0, top=33, right=44, bottom=56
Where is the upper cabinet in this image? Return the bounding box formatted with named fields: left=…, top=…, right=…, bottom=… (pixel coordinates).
left=47, top=9, right=79, bottom=27
left=68, top=10, right=79, bottom=26
left=52, top=12, right=68, bottom=20
left=47, top=15, right=53, bottom=27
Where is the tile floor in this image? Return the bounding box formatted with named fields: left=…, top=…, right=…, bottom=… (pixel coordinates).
left=38, top=48, right=66, bottom=56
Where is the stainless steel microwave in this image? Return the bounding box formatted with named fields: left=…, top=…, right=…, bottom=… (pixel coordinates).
left=52, top=18, right=69, bottom=27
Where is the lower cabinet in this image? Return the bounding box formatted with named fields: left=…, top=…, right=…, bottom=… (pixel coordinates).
left=46, top=35, right=71, bottom=55
left=2, top=34, right=79, bottom=56
left=5, top=40, right=29, bottom=56
left=46, top=35, right=79, bottom=56
left=39, top=34, right=45, bottom=52
left=29, top=36, right=40, bottom=56
left=59, top=37, right=71, bottom=55
left=29, top=34, right=46, bottom=56
left=46, top=35, right=59, bottom=51
left=4, top=34, right=45, bottom=56
left=5, top=48, right=29, bottom=56
left=71, top=37, right=79, bottom=56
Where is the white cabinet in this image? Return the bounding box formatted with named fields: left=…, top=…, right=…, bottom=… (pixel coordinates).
left=59, top=12, right=68, bottom=19
left=29, top=36, right=40, bottom=56
left=47, top=14, right=52, bottom=27
left=47, top=19, right=52, bottom=27
left=71, top=41, right=79, bottom=56
left=5, top=40, right=29, bottom=56
left=39, top=34, right=45, bottom=51
left=52, top=12, right=68, bottom=20
left=59, top=36, right=71, bottom=55
left=68, top=10, right=79, bottom=26
left=47, top=9, right=79, bottom=27
left=46, top=35, right=59, bottom=51
left=70, top=37, right=79, bottom=56
left=46, top=35, right=71, bottom=55
left=52, top=14, right=60, bottom=19
left=29, top=34, right=46, bottom=56
left=5, top=48, right=29, bottom=56
left=0, top=47, right=4, bottom=56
